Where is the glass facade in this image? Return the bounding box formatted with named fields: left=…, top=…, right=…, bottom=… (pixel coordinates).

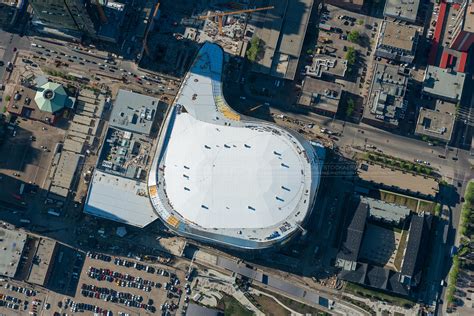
left=30, top=0, right=100, bottom=36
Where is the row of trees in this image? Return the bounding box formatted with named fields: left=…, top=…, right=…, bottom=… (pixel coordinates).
left=447, top=181, right=474, bottom=305
left=367, top=153, right=434, bottom=176
left=460, top=181, right=474, bottom=237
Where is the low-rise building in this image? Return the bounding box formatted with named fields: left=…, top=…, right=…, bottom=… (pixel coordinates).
left=415, top=103, right=456, bottom=143
left=336, top=196, right=433, bottom=296
left=0, top=227, right=27, bottom=278
left=7, top=78, right=75, bottom=124
left=109, top=89, right=161, bottom=136
left=422, top=66, right=466, bottom=103
left=325, top=0, right=364, bottom=11
left=384, top=0, right=421, bottom=23
left=364, top=63, right=409, bottom=128
left=298, top=77, right=342, bottom=116
left=304, top=55, right=348, bottom=79
left=250, top=0, right=314, bottom=80
left=375, top=21, right=419, bottom=64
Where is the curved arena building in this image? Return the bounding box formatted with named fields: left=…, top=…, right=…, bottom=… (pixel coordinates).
left=148, top=43, right=323, bottom=250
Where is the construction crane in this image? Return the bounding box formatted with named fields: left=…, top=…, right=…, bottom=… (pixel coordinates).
left=95, top=0, right=108, bottom=24
left=198, top=6, right=274, bottom=35
left=143, top=2, right=161, bottom=56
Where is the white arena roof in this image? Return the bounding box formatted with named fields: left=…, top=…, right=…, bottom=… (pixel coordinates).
left=163, top=112, right=308, bottom=229
left=148, top=43, right=324, bottom=250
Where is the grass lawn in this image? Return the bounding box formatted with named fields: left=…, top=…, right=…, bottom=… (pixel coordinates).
left=217, top=294, right=253, bottom=316
left=418, top=200, right=436, bottom=213
left=250, top=293, right=288, bottom=316
left=379, top=190, right=435, bottom=214
left=345, top=283, right=415, bottom=308
left=393, top=229, right=408, bottom=271
left=253, top=286, right=328, bottom=315
left=380, top=190, right=419, bottom=211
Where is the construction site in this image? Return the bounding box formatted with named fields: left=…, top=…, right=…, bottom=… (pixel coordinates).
left=140, top=0, right=277, bottom=76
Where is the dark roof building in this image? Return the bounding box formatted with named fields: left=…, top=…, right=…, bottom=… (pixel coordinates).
left=400, top=213, right=432, bottom=287
left=335, top=201, right=368, bottom=271
left=336, top=197, right=433, bottom=297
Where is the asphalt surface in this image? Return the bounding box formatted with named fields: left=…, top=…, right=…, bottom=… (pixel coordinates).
left=0, top=32, right=30, bottom=80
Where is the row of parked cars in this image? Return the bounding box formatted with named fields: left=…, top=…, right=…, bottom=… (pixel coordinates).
left=4, top=283, right=37, bottom=296
left=87, top=251, right=112, bottom=262
left=70, top=301, right=113, bottom=315
left=87, top=266, right=156, bottom=292
left=80, top=283, right=156, bottom=313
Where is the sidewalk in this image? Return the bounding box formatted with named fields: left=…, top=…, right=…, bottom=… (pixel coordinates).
left=343, top=293, right=419, bottom=316
left=250, top=288, right=303, bottom=316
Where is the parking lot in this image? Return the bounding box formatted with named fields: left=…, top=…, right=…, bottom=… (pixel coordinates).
left=18, top=253, right=191, bottom=315
left=0, top=117, right=65, bottom=204
left=0, top=280, right=46, bottom=316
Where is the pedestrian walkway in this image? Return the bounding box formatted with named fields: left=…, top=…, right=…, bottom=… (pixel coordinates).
left=250, top=288, right=303, bottom=316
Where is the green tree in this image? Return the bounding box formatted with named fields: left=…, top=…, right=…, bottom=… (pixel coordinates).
left=246, top=36, right=262, bottom=62
left=4, top=95, right=11, bottom=102
left=345, top=47, right=356, bottom=66
left=348, top=30, right=360, bottom=43
left=346, top=98, right=355, bottom=117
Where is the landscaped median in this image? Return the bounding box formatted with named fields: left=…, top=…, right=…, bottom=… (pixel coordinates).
left=446, top=255, right=459, bottom=306
left=459, top=181, right=474, bottom=237
left=359, top=151, right=438, bottom=178
left=446, top=180, right=474, bottom=307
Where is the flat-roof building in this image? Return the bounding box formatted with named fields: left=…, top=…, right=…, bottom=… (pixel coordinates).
left=84, top=170, right=158, bottom=227
left=110, top=89, right=160, bottom=136
left=361, top=197, right=411, bottom=225
left=325, top=0, right=364, bottom=11
left=422, top=66, right=466, bottom=103
left=375, top=21, right=419, bottom=64
left=250, top=0, right=314, bottom=80
left=84, top=125, right=156, bottom=227
left=27, top=238, right=57, bottom=286
left=0, top=228, right=27, bottom=278
left=298, top=77, right=342, bottom=116
left=415, top=107, right=455, bottom=143
left=384, top=0, right=421, bottom=23
left=304, top=55, right=348, bottom=79
left=364, top=63, right=409, bottom=128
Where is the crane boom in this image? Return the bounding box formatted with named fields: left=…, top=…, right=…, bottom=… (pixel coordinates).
left=198, top=6, right=274, bottom=19
left=198, top=6, right=274, bottom=35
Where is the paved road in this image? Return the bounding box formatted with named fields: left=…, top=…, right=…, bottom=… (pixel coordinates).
left=0, top=32, right=30, bottom=79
